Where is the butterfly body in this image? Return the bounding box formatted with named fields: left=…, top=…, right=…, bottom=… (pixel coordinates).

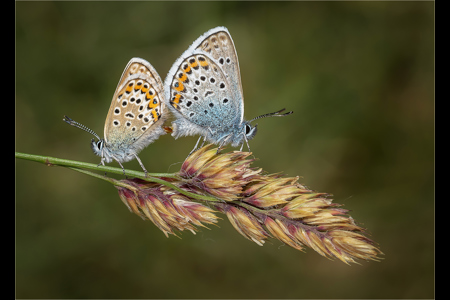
left=170, top=118, right=256, bottom=148
left=64, top=57, right=166, bottom=174
left=165, top=26, right=291, bottom=151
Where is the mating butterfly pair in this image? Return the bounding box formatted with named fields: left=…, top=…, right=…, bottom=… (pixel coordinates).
left=64, top=26, right=292, bottom=174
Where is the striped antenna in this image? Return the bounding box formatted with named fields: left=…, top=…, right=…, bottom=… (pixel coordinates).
left=63, top=115, right=101, bottom=140
left=249, top=108, right=293, bottom=123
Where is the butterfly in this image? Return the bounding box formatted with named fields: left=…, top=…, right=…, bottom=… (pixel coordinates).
left=64, top=57, right=167, bottom=175
left=164, top=26, right=292, bottom=152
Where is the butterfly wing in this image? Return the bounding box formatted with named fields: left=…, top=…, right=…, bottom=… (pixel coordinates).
left=193, top=27, right=244, bottom=123
left=104, top=58, right=166, bottom=154
left=164, top=27, right=245, bottom=143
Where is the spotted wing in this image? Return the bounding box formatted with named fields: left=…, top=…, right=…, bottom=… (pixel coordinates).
left=104, top=58, right=166, bottom=149
left=193, top=27, right=244, bottom=122
left=164, top=27, right=244, bottom=140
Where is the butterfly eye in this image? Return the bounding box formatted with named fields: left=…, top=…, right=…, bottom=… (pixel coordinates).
left=245, top=124, right=258, bottom=141
left=97, top=140, right=103, bottom=149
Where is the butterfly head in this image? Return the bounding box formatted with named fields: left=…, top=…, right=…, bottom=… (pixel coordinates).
left=90, top=138, right=105, bottom=157
left=243, top=122, right=258, bottom=141
left=63, top=115, right=106, bottom=158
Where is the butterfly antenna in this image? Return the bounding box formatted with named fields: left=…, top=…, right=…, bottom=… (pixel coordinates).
left=63, top=115, right=101, bottom=140
left=249, top=108, right=293, bottom=122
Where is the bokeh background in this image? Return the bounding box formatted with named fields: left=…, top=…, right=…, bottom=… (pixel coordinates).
left=16, top=2, right=434, bottom=299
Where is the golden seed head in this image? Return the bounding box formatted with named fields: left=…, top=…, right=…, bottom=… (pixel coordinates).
left=116, top=178, right=219, bottom=237
left=179, top=145, right=262, bottom=201
left=220, top=205, right=269, bottom=246
left=114, top=144, right=382, bottom=264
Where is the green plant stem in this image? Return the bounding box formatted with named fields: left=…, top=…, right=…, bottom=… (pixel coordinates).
left=15, top=152, right=177, bottom=179
left=64, top=167, right=139, bottom=190
left=15, top=151, right=220, bottom=203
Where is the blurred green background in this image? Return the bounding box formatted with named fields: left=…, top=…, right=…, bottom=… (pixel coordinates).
left=16, top=2, right=434, bottom=298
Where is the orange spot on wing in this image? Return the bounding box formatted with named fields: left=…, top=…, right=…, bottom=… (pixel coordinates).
left=148, top=99, right=158, bottom=109
left=174, top=80, right=184, bottom=92
left=172, top=94, right=181, bottom=104
left=134, top=82, right=142, bottom=91
left=151, top=110, right=158, bottom=121
left=125, top=83, right=133, bottom=93
left=179, top=73, right=188, bottom=82
left=199, top=60, right=208, bottom=67
left=190, top=61, right=198, bottom=68
left=145, top=91, right=154, bottom=101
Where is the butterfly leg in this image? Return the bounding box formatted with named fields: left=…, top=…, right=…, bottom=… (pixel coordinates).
left=117, top=160, right=127, bottom=176
left=187, top=135, right=207, bottom=158
left=97, top=159, right=105, bottom=167
left=109, top=156, right=126, bottom=176
left=97, top=158, right=108, bottom=176
left=193, top=136, right=204, bottom=151
left=133, top=154, right=148, bottom=177
left=243, top=134, right=251, bottom=152
left=199, top=135, right=207, bottom=148
left=217, top=134, right=232, bottom=153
